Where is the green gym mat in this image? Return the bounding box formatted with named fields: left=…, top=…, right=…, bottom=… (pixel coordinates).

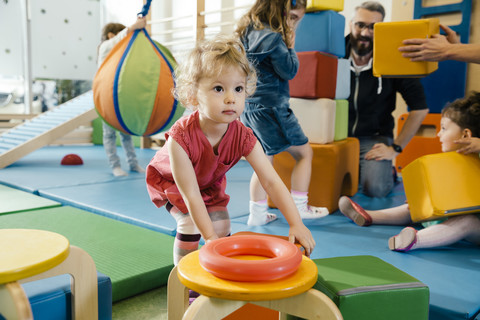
left=0, top=206, right=175, bottom=302
left=0, top=184, right=60, bottom=214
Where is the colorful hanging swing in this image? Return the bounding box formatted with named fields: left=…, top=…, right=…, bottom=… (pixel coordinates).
left=93, top=0, right=184, bottom=136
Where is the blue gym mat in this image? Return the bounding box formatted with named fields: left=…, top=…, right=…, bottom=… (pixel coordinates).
left=1, top=145, right=479, bottom=320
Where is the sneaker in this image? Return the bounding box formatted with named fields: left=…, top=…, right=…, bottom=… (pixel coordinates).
left=388, top=227, right=417, bottom=252
left=247, top=201, right=277, bottom=226
left=338, top=196, right=372, bottom=226
left=189, top=290, right=200, bottom=305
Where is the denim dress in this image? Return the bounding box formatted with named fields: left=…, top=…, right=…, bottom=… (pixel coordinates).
left=240, top=25, right=308, bottom=156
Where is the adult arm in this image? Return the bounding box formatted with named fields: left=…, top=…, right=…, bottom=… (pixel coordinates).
left=168, top=138, right=218, bottom=242
left=245, top=142, right=315, bottom=256
left=399, top=24, right=480, bottom=64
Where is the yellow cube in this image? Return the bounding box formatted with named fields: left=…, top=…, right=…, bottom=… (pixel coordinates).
left=403, top=152, right=480, bottom=222
left=306, top=0, right=344, bottom=12
left=373, top=19, right=439, bottom=77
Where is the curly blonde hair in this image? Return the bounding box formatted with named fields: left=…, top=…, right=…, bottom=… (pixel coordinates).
left=174, top=34, right=257, bottom=109
left=235, top=0, right=306, bottom=48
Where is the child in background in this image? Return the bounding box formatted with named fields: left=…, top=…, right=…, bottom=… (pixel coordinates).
left=235, top=0, right=328, bottom=226
left=146, top=35, right=316, bottom=264
left=97, top=17, right=146, bottom=176
left=338, top=91, right=480, bottom=252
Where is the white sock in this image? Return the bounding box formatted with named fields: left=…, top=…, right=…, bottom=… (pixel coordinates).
left=247, top=200, right=277, bottom=226
left=112, top=166, right=128, bottom=177
left=291, top=191, right=329, bottom=219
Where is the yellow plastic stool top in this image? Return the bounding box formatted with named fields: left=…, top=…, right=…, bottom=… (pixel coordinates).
left=177, top=251, right=318, bottom=301
left=0, top=229, right=70, bottom=283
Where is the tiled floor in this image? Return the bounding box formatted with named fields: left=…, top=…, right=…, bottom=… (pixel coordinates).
left=112, top=286, right=168, bottom=320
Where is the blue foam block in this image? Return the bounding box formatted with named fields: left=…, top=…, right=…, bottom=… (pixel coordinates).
left=0, top=272, right=111, bottom=320
left=295, top=10, right=345, bottom=57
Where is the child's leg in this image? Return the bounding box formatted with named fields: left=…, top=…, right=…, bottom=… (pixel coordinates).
left=286, top=144, right=328, bottom=219
left=119, top=132, right=145, bottom=173
left=248, top=155, right=277, bottom=226
left=102, top=121, right=127, bottom=176
left=169, top=206, right=201, bottom=265
left=389, top=215, right=480, bottom=251
left=207, top=206, right=231, bottom=238
left=339, top=196, right=411, bottom=226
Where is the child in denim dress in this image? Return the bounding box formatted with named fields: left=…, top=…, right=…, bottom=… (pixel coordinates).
left=236, top=0, right=328, bottom=226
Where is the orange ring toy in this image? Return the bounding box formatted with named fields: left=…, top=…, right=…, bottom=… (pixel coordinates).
left=198, top=235, right=302, bottom=282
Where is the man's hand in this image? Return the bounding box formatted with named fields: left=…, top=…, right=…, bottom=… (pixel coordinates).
left=364, top=143, right=398, bottom=161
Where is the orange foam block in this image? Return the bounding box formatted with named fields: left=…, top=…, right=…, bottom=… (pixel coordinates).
left=395, top=113, right=442, bottom=172
left=373, top=19, right=439, bottom=77
left=269, top=138, right=359, bottom=212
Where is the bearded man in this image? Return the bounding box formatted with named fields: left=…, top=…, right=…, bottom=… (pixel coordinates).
left=345, top=1, right=429, bottom=198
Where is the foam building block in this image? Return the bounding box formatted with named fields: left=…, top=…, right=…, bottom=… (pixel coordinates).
left=290, top=51, right=337, bottom=99
left=334, top=100, right=348, bottom=141
left=295, top=10, right=345, bottom=57
left=269, top=138, right=359, bottom=212
left=290, top=98, right=336, bottom=144
left=290, top=52, right=350, bottom=99
left=335, top=58, right=350, bottom=99
left=373, top=19, right=439, bottom=77
left=311, top=256, right=429, bottom=320
left=403, top=152, right=480, bottom=223
left=306, top=0, right=344, bottom=12
left=22, top=272, right=112, bottom=320
left=395, top=113, right=442, bottom=172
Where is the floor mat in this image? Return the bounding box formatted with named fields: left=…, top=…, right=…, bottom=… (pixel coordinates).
left=0, top=206, right=174, bottom=302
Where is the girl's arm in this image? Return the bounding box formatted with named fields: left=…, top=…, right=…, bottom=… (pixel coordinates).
left=245, top=142, right=316, bottom=256
left=168, top=138, right=218, bottom=242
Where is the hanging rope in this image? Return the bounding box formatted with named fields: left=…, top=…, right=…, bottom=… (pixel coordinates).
left=138, top=0, right=152, bottom=17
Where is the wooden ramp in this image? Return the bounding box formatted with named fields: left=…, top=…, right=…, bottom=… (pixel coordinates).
left=0, top=90, right=98, bottom=169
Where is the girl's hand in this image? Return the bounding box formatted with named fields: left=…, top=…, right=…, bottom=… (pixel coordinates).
left=288, top=224, right=315, bottom=257
left=129, top=17, right=147, bottom=32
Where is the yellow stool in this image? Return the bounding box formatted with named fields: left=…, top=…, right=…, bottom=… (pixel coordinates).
left=0, top=229, right=98, bottom=320
left=373, top=19, right=439, bottom=77
left=167, top=251, right=342, bottom=320
left=269, top=138, right=359, bottom=213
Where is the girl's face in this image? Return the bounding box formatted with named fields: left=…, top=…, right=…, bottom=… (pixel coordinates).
left=438, top=116, right=465, bottom=152
left=288, top=8, right=305, bottom=29
left=194, top=64, right=247, bottom=126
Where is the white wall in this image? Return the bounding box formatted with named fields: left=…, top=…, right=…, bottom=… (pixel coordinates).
left=0, top=0, right=101, bottom=81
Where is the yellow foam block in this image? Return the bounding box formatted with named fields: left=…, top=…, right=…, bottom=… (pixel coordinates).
left=290, top=98, right=336, bottom=144
left=306, top=0, right=344, bottom=12
left=403, top=152, right=480, bottom=222
left=373, top=19, right=439, bottom=77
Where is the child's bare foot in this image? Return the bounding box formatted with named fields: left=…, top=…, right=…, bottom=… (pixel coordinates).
left=388, top=227, right=417, bottom=252
left=338, top=196, right=372, bottom=226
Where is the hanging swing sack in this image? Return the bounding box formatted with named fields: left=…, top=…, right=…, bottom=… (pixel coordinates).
left=93, top=2, right=183, bottom=136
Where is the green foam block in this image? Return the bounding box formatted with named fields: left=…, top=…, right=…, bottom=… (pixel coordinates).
left=0, top=206, right=174, bottom=302
left=312, top=255, right=429, bottom=320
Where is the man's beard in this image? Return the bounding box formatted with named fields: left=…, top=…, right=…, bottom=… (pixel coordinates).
left=351, top=35, right=373, bottom=56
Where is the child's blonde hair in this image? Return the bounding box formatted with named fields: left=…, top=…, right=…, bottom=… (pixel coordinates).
left=235, top=0, right=306, bottom=48
left=442, top=91, right=480, bottom=138
left=174, top=34, right=257, bottom=108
